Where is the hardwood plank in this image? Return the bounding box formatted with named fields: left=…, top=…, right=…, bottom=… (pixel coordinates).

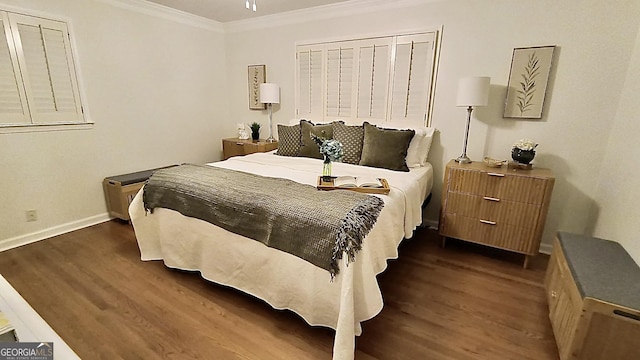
left=0, top=221, right=559, bottom=359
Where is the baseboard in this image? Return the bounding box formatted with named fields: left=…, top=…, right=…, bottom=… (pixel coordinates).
left=0, top=213, right=112, bottom=252
left=538, top=242, right=552, bottom=255
left=420, top=219, right=439, bottom=230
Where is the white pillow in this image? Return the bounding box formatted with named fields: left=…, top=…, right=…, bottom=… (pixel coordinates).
left=419, top=127, right=436, bottom=165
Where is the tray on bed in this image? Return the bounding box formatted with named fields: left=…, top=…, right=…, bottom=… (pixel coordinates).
left=316, top=176, right=390, bottom=194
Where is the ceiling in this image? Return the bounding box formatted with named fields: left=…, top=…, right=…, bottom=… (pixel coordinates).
left=144, top=0, right=353, bottom=23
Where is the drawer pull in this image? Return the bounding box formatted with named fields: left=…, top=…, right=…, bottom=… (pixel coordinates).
left=483, top=196, right=500, bottom=202
left=551, top=290, right=557, bottom=298
left=613, top=310, right=640, bottom=322
left=236, top=142, right=244, bottom=145
left=487, top=172, right=505, bottom=177
left=479, top=219, right=496, bottom=225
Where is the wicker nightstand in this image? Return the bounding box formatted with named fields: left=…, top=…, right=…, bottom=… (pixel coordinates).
left=438, top=160, right=555, bottom=268
left=222, top=138, right=278, bottom=160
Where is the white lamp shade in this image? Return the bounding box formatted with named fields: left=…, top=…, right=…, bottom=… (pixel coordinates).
left=259, top=83, right=280, bottom=104
left=456, top=76, right=490, bottom=107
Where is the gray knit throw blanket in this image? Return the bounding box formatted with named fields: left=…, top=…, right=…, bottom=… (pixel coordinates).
left=143, top=164, right=384, bottom=279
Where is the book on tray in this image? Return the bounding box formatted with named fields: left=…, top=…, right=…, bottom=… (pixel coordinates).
left=333, top=176, right=383, bottom=188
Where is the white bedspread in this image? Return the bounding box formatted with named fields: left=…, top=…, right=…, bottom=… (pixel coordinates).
left=130, top=152, right=433, bottom=359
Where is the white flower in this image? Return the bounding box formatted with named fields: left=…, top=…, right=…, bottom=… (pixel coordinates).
left=513, top=138, right=538, bottom=151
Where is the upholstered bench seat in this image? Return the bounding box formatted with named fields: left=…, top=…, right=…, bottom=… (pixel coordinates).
left=557, top=231, right=640, bottom=310
left=546, top=232, right=640, bottom=360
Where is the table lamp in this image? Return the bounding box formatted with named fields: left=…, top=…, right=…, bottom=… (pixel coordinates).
left=259, top=83, right=280, bottom=143
left=455, top=76, right=491, bottom=163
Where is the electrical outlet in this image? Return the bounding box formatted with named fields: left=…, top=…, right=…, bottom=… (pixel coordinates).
left=26, top=210, right=38, bottom=222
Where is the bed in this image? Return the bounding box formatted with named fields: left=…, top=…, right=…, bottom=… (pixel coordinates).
left=129, top=121, right=435, bottom=360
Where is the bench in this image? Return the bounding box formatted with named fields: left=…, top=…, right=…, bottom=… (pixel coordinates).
left=103, top=166, right=176, bottom=221
left=545, top=232, right=640, bottom=360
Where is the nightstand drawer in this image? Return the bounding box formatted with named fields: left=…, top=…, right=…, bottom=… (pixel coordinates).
left=441, top=214, right=535, bottom=253
left=444, top=192, right=541, bottom=228
left=447, top=167, right=548, bottom=203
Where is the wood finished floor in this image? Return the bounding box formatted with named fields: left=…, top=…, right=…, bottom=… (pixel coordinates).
left=0, top=221, right=559, bottom=360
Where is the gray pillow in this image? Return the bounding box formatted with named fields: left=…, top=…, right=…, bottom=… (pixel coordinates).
left=275, top=124, right=301, bottom=157
left=359, top=122, right=414, bottom=172
left=333, top=122, right=364, bottom=165
left=299, top=120, right=336, bottom=159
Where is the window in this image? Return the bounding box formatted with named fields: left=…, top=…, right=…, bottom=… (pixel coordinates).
left=0, top=10, right=86, bottom=130
left=295, top=31, right=439, bottom=126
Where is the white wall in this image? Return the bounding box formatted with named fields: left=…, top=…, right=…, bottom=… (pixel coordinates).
left=223, top=0, right=640, bottom=254
left=0, top=0, right=228, bottom=244
left=593, top=24, right=640, bottom=265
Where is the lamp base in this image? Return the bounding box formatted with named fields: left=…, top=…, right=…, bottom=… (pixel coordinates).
left=455, top=155, right=472, bottom=164
left=265, top=136, right=276, bottom=143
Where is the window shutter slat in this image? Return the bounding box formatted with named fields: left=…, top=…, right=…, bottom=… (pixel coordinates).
left=390, top=43, right=412, bottom=120
left=357, top=43, right=389, bottom=120
left=43, top=27, right=77, bottom=113
left=296, top=48, right=323, bottom=120
left=326, top=46, right=353, bottom=117
left=0, top=15, right=28, bottom=124
left=298, top=51, right=311, bottom=116
left=405, top=41, right=432, bottom=120
left=19, top=23, right=57, bottom=114
left=390, top=34, right=435, bottom=123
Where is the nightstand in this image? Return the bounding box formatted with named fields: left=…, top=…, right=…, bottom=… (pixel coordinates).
left=439, top=160, right=555, bottom=268
left=222, top=138, right=278, bottom=160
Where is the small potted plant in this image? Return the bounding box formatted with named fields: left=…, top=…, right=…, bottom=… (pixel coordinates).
left=250, top=122, right=261, bottom=141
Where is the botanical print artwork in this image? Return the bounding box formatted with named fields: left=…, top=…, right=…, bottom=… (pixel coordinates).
left=517, top=52, right=540, bottom=115
left=504, top=46, right=555, bottom=119
left=248, top=65, right=266, bottom=110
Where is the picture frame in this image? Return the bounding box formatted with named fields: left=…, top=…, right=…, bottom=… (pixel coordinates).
left=504, top=45, right=556, bottom=119
left=248, top=64, right=266, bottom=110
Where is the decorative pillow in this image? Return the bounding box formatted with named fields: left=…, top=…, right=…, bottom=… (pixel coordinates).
left=359, top=122, right=414, bottom=172
left=299, top=119, right=338, bottom=159
left=419, top=127, right=436, bottom=164
left=383, top=122, right=436, bottom=167
left=333, top=122, right=364, bottom=165
left=275, top=124, right=301, bottom=157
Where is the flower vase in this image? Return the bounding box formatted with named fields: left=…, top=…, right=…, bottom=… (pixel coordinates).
left=511, top=148, right=536, bottom=165
left=322, top=158, right=332, bottom=182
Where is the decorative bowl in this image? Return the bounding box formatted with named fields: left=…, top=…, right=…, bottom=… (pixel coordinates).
left=483, top=156, right=507, bottom=168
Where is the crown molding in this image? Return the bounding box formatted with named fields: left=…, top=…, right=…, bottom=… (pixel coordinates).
left=97, top=0, right=224, bottom=33
left=224, top=0, right=444, bottom=33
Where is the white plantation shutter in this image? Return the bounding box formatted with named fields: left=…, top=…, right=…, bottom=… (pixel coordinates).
left=390, top=33, right=436, bottom=123
left=11, top=13, right=83, bottom=124
left=356, top=39, right=390, bottom=121
left=295, top=31, right=438, bottom=125
left=0, top=13, right=29, bottom=124
left=296, top=46, right=323, bottom=120
left=0, top=10, right=85, bottom=129
left=326, top=44, right=354, bottom=118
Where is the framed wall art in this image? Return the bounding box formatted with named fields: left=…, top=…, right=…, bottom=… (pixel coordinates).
left=248, top=64, right=266, bottom=110
left=504, top=45, right=556, bottom=119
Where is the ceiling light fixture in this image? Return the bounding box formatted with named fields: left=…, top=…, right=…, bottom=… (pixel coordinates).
left=245, top=0, right=256, bottom=12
